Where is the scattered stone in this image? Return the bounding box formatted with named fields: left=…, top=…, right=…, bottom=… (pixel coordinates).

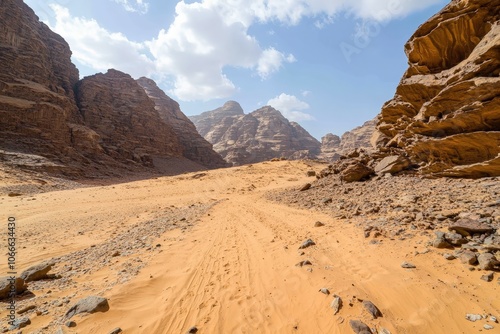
left=187, top=326, right=198, bottom=334
left=20, top=262, right=53, bottom=282
left=17, top=305, right=36, bottom=314
left=449, top=219, right=494, bottom=237
left=65, top=321, right=76, bottom=328
left=306, top=171, right=316, bottom=177
left=477, top=253, right=499, bottom=270
left=401, top=262, right=416, bottom=269
left=319, top=288, right=330, bottom=295
left=379, top=328, right=391, bottom=334
left=362, top=300, right=382, bottom=319
left=295, top=260, right=312, bottom=267
left=374, top=155, right=410, bottom=175
left=0, top=276, right=27, bottom=300
left=465, top=314, right=483, bottom=322
left=481, top=272, right=494, bottom=282
left=65, top=296, right=110, bottom=319
left=458, top=251, right=478, bottom=265
left=299, top=183, right=312, bottom=192
left=298, top=239, right=316, bottom=249
left=443, top=253, right=456, bottom=260
left=322, top=198, right=333, bottom=204
left=9, top=317, right=31, bottom=330
left=314, top=221, right=325, bottom=227
left=331, top=295, right=342, bottom=315
left=490, top=316, right=498, bottom=323
left=484, top=324, right=494, bottom=330
left=444, top=232, right=468, bottom=246
left=349, top=319, right=372, bottom=334
left=109, top=328, right=122, bottom=334
left=341, top=162, right=374, bottom=182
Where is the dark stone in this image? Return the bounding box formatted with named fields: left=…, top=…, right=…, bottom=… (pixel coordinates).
left=349, top=319, right=372, bottom=334
left=65, top=296, right=109, bottom=319
left=298, top=239, right=316, bottom=249
left=20, top=262, right=53, bottom=282
left=362, top=300, right=382, bottom=319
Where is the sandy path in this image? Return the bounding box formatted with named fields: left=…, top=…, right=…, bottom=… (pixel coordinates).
left=1, top=161, right=499, bottom=333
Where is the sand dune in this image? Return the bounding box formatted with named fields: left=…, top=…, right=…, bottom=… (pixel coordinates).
left=1, top=161, right=498, bottom=333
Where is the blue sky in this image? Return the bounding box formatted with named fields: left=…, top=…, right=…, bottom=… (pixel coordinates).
left=25, top=0, right=448, bottom=139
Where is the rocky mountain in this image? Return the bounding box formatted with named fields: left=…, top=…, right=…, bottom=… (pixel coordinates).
left=376, top=0, right=500, bottom=178
left=320, top=119, right=376, bottom=160
left=190, top=102, right=321, bottom=165
left=136, top=78, right=228, bottom=169
left=0, top=0, right=226, bottom=177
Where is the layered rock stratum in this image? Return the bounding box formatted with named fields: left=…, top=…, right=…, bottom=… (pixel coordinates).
left=190, top=102, right=321, bottom=165
left=376, top=0, right=500, bottom=178
left=0, top=0, right=226, bottom=177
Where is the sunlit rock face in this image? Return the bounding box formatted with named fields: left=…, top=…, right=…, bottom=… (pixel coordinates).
left=377, top=0, right=500, bottom=178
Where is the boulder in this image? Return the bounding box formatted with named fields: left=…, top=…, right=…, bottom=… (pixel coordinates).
left=65, top=296, right=109, bottom=319
left=374, top=155, right=410, bottom=175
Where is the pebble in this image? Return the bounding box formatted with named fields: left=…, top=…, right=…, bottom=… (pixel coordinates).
left=481, top=272, right=494, bottom=282
left=319, top=288, right=330, bottom=295
left=401, top=261, right=416, bottom=269
left=484, top=324, right=494, bottom=330
left=465, top=314, right=483, bottom=322
left=298, top=239, right=316, bottom=249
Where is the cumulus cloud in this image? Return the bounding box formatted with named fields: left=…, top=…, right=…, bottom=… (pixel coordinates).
left=49, top=4, right=155, bottom=78
left=267, top=93, right=314, bottom=121
left=112, top=0, right=149, bottom=14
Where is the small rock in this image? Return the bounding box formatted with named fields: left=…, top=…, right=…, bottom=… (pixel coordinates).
left=465, top=314, right=483, bottom=322
left=484, top=324, right=494, bottom=330
left=379, top=328, right=391, bottom=334
left=490, top=316, right=498, bottom=323
left=477, top=253, right=499, bottom=270
left=331, top=295, right=342, bottom=315
left=299, top=183, right=312, bottom=191
left=362, top=300, right=382, bottom=319
left=109, top=328, right=122, bottom=334
left=187, top=326, right=198, bottom=334
left=443, top=253, right=456, bottom=260
left=9, top=317, right=31, bottom=330
left=458, top=251, right=478, bottom=265
left=0, top=276, right=27, bottom=300
left=349, top=319, right=371, bottom=334
left=20, top=262, right=53, bottom=282
left=322, top=198, right=333, bottom=204
left=481, top=272, right=494, bottom=282
left=449, top=219, right=494, bottom=237
left=65, top=296, right=109, bottom=319
left=401, top=262, right=416, bottom=269
left=306, top=171, right=316, bottom=177
left=298, top=239, right=316, bottom=249
left=319, top=288, right=330, bottom=295
left=17, top=305, right=36, bottom=315
left=314, top=221, right=325, bottom=227
left=65, top=321, right=76, bottom=328
left=295, top=260, right=312, bottom=267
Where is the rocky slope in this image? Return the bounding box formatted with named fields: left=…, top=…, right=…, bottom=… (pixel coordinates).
left=376, top=0, right=500, bottom=178
left=190, top=102, right=321, bottom=165
left=137, top=78, right=227, bottom=169
left=0, top=0, right=226, bottom=177
left=320, top=118, right=376, bottom=160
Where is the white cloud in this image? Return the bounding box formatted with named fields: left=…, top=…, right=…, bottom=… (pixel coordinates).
left=257, top=48, right=296, bottom=79
left=267, top=93, right=314, bottom=121
left=112, top=0, right=149, bottom=14
left=49, top=4, right=155, bottom=78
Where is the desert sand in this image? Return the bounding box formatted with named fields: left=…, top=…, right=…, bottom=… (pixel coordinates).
left=1, top=161, right=499, bottom=334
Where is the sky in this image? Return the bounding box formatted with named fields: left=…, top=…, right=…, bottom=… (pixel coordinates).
left=24, top=0, right=448, bottom=140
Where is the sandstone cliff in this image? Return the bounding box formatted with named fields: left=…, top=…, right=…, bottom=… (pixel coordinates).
left=320, top=119, right=376, bottom=160
left=377, top=0, right=500, bottom=178
left=137, top=78, right=228, bottom=169
left=190, top=102, right=321, bottom=165
left=0, top=0, right=227, bottom=177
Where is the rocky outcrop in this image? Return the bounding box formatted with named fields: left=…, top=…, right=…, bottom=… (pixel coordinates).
left=377, top=0, right=500, bottom=178
left=0, top=0, right=81, bottom=162
left=136, top=78, right=227, bottom=169
left=190, top=102, right=321, bottom=165
left=75, top=70, right=184, bottom=167
left=0, top=0, right=228, bottom=177
left=320, top=119, right=376, bottom=160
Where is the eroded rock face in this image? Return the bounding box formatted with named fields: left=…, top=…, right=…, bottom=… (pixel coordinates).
left=0, top=0, right=81, bottom=157
left=75, top=70, right=183, bottom=166
left=191, top=103, right=321, bottom=165
left=136, top=78, right=228, bottom=169
left=320, top=119, right=376, bottom=161
left=377, top=0, right=500, bottom=178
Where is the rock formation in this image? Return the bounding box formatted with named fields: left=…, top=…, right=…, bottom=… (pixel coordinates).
left=376, top=0, right=500, bottom=178
left=0, top=0, right=227, bottom=177
left=190, top=102, right=321, bottom=165
left=137, top=78, right=227, bottom=169
left=320, top=119, right=376, bottom=160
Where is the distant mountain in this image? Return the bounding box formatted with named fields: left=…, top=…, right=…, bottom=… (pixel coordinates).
left=190, top=102, right=321, bottom=165
left=0, top=0, right=227, bottom=177
left=320, top=119, right=376, bottom=160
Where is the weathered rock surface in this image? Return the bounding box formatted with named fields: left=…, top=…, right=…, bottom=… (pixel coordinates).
left=320, top=119, right=376, bottom=160
left=20, top=262, right=53, bottom=282
left=65, top=296, right=109, bottom=319
left=0, top=277, right=27, bottom=300
left=136, top=78, right=227, bottom=169
left=376, top=0, right=500, bottom=178
left=190, top=102, right=321, bottom=165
